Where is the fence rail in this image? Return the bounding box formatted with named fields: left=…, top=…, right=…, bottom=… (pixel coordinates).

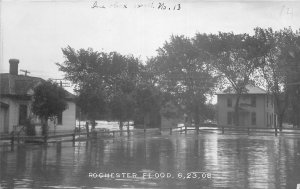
left=1, top=125, right=300, bottom=151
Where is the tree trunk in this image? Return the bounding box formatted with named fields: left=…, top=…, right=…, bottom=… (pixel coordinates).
left=278, top=113, right=284, bottom=131
left=119, top=121, right=123, bottom=130
left=234, top=95, right=241, bottom=126
left=91, top=120, right=96, bottom=131
left=143, top=113, right=150, bottom=129
left=127, top=121, right=130, bottom=133
left=193, top=103, right=200, bottom=132
left=297, top=114, right=300, bottom=128
left=85, top=121, right=90, bottom=137
left=119, top=121, right=123, bottom=136
left=274, top=93, right=287, bottom=132
left=41, top=117, right=48, bottom=136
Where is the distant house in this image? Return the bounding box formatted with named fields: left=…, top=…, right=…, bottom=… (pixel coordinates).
left=217, top=85, right=277, bottom=128
left=0, top=59, right=76, bottom=134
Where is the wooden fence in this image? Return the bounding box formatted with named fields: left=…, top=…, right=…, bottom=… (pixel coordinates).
left=1, top=125, right=300, bottom=151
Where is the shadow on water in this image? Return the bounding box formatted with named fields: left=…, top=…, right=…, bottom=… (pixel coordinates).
left=1, top=133, right=300, bottom=189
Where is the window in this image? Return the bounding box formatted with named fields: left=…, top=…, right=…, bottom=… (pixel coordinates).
left=227, top=98, right=232, bottom=107
left=19, top=105, right=28, bottom=125
left=271, top=97, right=273, bottom=107
left=251, top=96, right=256, bottom=107
left=271, top=113, right=273, bottom=125
left=227, top=112, right=232, bottom=125
left=251, top=112, right=256, bottom=125
left=57, top=112, right=63, bottom=125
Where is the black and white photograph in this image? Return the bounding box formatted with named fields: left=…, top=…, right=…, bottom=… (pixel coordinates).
left=1, top=0, right=300, bottom=188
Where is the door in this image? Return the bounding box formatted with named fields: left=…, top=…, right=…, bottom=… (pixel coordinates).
left=4, top=109, right=9, bottom=133
left=19, top=104, right=28, bottom=126
left=239, top=112, right=250, bottom=127
left=0, top=106, right=9, bottom=133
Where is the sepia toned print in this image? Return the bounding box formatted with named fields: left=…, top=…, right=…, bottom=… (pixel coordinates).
left=1, top=0, right=300, bottom=188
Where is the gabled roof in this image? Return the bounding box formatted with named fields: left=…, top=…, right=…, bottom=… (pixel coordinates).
left=0, top=73, right=75, bottom=100
left=217, top=85, right=267, bottom=95
left=0, top=73, right=43, bottom=96
left=0, top=101, right=9, bottom=108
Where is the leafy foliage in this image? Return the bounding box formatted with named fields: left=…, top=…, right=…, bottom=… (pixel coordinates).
left=155, top=35, right=217, bottom=127
left=56, top=27, right=300, bottom=129
left=57, top=47, right=141, bottom=129
left=255, top=27, right=300, bottom=129
left=32, top=80, right=68, bottom=119
left=32, top=80, right=68, bottom=135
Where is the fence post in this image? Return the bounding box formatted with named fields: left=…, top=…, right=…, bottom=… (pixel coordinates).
left=11, top=134, right=15, bottom=150
left=222, top=127, right=224, bottom=134
left=275, top=127, right=278, bottom=136
left=113, top=131, right=115, bottom=137
left=44, top=135, right=48, bottom=143
left=127, top=127, right=130, bottom=136
left=72, top=133, right=75, bottom=145
left=180, top=127, right=183, bottom=134
left=170, top=128, right=172, bottom=135
left=185, top=124, right=187, bottom=134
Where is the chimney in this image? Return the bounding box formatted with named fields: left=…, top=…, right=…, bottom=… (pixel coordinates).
left=9, top=59, right=19, bottom=75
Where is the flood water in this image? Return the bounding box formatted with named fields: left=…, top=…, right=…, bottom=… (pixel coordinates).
left=1, top=131, right=300, bottom=189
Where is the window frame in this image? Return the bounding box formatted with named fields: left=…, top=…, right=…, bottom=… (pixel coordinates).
left=19, top=104, right=28, bottom=125
left=251, top=112, right=256, bottom=125
left=227, top=112, right=232, bottom=125
left=227, top=98, right=232, bottom=107
left=251, top=95, right=256, bottom=107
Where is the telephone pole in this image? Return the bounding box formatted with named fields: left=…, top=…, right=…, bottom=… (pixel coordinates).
left=50, top=79, right=70, bottom=87
left=20, top=69, right=31, bottom=76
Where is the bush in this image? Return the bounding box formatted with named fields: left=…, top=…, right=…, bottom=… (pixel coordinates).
left=25, top=118, right=36, bottom=136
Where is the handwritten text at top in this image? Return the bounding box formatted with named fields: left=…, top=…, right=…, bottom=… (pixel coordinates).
left=91, top=1, right=181, bottom=10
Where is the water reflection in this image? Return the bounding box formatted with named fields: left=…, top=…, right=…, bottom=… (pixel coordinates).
left=1, top=133, right=300, bottom=188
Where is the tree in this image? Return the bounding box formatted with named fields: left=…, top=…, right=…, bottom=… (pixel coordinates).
left=134, top=84, right=162, bottom=128
left=107, top=53, right=141, bottom=130
left=133, top=58, right=176, bottom=129
left=76, top=84, right=106, bottom=131
left=32, top=80, right=68, bottom=136
left=200, top=31, right=266, bottom=126
left=155, top=35, right=216, bottom=131
left=110, top=93, right=135, bottom=130
left=256, top=27, right=300, bottom=130
left=57, top=46, right=142, bottom=130
left=254, top=28, right=290, bottom=131
left=281, top=29, right=300, bottom=128
left=57, top=46, right=109, bottom=131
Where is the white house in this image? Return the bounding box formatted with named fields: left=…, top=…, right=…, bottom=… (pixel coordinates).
left=0, top=59, right=76, bottom=134
left=217, top=85, right=277, bottom=128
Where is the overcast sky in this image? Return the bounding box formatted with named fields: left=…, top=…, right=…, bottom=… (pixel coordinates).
left=1, top=0, right=300, bottom=82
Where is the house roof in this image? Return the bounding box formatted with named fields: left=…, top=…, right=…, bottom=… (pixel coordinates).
left=217, top=85, right=267, bottom=95
left=0, top=101, right=9, bottom=108
left=0, top=73, right=44, bottom=96
left=0, top=73, right=75, bottom=100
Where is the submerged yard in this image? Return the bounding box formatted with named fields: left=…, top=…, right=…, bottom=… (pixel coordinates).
left=1, top=129, right=300, bottom=189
